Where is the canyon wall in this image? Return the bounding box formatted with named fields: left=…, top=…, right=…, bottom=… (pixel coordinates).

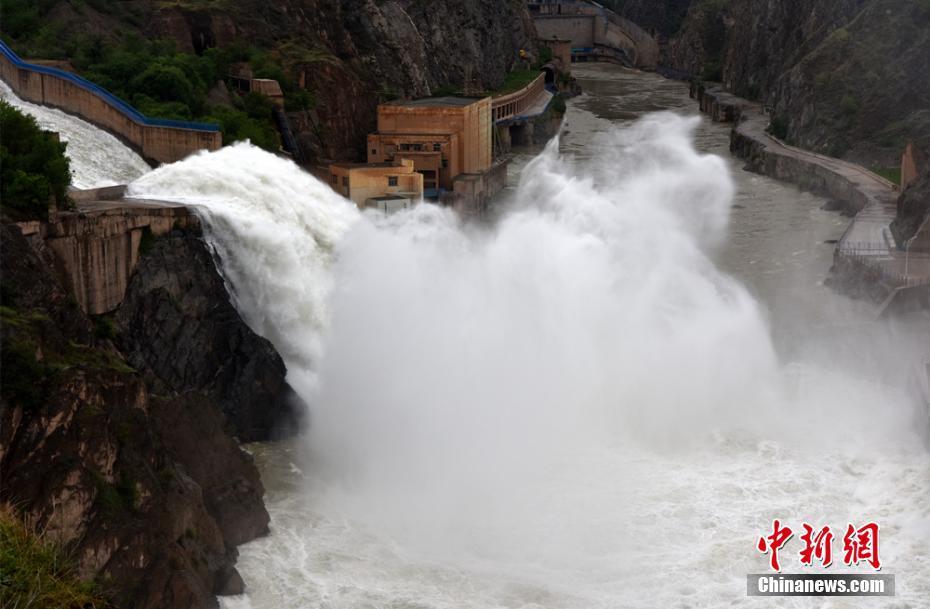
left=0, top=217, right=301, bottom=607
left=17, top=0, right=537, bottom=163
left=665, top=0, right=930, bottom=167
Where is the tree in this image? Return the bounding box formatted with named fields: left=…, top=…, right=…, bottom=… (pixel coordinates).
left=0, top=101, right=71, bottom=221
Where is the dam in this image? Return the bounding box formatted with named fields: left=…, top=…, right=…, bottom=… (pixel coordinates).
left=0, top=40, right=221, bottom=164
left=6, top=60, right=929, bottom=609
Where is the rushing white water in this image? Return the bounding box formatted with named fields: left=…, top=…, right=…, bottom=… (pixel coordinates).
left=0, top=80, right=150, bottom=189
left=127, top=109, right=930, bottom=609
left=128, top=142, right=360, bottom=395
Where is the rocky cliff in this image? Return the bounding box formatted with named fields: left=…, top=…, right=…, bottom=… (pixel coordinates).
left=18, top=0, right=536, bottom=163
left=116, top=229, right=301, bottom=442
left=891, top=165, right=930, bottom=247
left=666, top=0, right=930, bottom=166
left=0, top=219, right=296, bottom=607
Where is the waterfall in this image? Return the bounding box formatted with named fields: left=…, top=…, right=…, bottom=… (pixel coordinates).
left=126, top=115, right=928, bottom=609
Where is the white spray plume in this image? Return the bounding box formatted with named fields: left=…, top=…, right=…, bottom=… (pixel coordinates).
left=129, top=118, right=927, bottom=607
left=128, top=142, right=360, bottom=393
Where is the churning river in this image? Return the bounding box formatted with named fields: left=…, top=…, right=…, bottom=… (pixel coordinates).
left=8, top=63, right=929, bottom=608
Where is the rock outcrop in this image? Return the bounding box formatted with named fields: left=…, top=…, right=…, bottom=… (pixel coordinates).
left=115, top=227, right=301, bottom=442
left=0, top=221, right=276, bottom=608
left=666, top=0, right=930, bottom=167
left=891, top=165, right=930, bottom=249
left=18, top=0, right=537, bottom=163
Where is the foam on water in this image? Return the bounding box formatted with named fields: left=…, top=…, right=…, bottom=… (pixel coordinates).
left=126, top=116, right=929, bottom=609
left=1, top=80, right=151, bottom=189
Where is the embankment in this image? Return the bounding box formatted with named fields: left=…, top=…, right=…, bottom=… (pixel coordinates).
left=0, top=40, right=221, bottom=164
left=692, top=84, right=930, bottom=305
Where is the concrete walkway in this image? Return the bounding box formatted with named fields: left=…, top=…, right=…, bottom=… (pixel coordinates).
left=731, top=107, right=930, bottom=293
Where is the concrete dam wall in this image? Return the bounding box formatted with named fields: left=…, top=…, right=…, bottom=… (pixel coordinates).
left=530, top=1, right=659, bottom=69
left=0, top=40, right=221, bottom=164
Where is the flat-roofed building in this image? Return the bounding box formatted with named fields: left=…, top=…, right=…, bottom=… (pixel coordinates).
left=328, top=159, right=424, bottom=209
left=367, top=96, right=492, bottom=195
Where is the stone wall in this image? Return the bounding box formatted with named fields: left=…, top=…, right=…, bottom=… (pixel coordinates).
left=0, top=45, right=221, bottom=164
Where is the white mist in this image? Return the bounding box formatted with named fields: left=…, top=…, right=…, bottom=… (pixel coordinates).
left=128, top=115, right=929, bottom=609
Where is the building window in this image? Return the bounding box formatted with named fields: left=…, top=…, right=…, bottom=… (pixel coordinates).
left=433, top=143, right=441, bottom=151
left=441, top=159, right=448, bottom=168
left=331, top=174, right=337, bottom=184
left=400, top=143, right=411, bottom=151
left=342, top=177, right=349, bottom=187
left=388, top=176, right=398, bottom=187
left=371, top=149, right=377, bottom=155
left=413, top=143, right=423, bottom=151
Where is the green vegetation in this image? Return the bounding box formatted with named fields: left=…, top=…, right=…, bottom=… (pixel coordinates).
left=840, top=93, right=860, bottom=116
left=826, top=27, right=850, bottom=47
left=491, top=69, right=542, bottom=97
left=92, top=471, right=139, bottom=516
left=0, top=101, right=71, bottom=221
left=536, top=45, right=553, bottom=65
left=92, top=315, right=119, bottom=341
left=0, top=509, right=106, bottom=609
left=871, top=166, right=902, bottom=185
left=767, top=115, right=789, bottom=140
left=0, top=331, right=51, bottom=412
left=0, top=304, right=135, bottom=413
left=551, top=94, right=567, bottom=115
left=696, top=0, right=729, bottom=82
left=0, top=11, right=302, bottom=151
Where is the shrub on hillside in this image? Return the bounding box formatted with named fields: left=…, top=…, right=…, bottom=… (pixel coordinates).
left=0, top=101, right=71, bottom=221
left=0, top=508, right=105, bottom=609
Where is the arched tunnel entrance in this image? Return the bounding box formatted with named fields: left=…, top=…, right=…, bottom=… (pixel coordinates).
left=542, top=64, right=556, bottom=86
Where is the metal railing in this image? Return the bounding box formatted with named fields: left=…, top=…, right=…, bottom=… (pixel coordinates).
left=492, top=73, right=546, bottom=122
left=0, top=38, right=219, bottom=132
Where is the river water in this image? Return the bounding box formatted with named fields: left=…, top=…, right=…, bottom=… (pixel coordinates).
left=6, top=62, right=927, bottom=608
left=202, top=64, right=927, bottom=609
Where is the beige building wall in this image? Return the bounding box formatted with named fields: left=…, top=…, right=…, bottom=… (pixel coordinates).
left=368, top=97, right=492, bottom=190
left=329, top=159, right=424, bottom=208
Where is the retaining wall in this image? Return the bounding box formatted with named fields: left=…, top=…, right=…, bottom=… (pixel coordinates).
left=0, top=40, right=221, bottom=164
left=17, top=197, right=199, bottom=315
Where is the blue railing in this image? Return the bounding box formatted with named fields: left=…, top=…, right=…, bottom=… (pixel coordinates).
left=0, top=39, right=219, bottom=132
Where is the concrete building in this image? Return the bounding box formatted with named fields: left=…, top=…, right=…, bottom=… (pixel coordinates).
left=367, top=96, right=493, bottom=195
left=329, top=159, right=423, bottom=209
left=541, top=37, right=573, bottom=72
left=527, top=0, right=659, bottom=69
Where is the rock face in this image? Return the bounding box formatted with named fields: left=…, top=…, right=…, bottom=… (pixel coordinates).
left=27, top=0, right=536, bottom=163
left=891, top=165, right=930, bottom=248
left=666, top=0, right=930, bottom=166
left=608, top=0, right=694, bottom=36
left=115, top=227, right=301, bottom=442
left=0, top=222, right=272, bottom=608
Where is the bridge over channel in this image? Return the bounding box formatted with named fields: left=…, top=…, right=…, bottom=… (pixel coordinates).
left=528, top=0, right=659, bottom=70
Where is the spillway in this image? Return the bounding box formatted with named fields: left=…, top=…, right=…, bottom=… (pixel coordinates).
left=1, top=79, right=150, bottom=189
left=129, top=65, right=929, bottom=609
left=17, top=61, right=927, bottom=609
